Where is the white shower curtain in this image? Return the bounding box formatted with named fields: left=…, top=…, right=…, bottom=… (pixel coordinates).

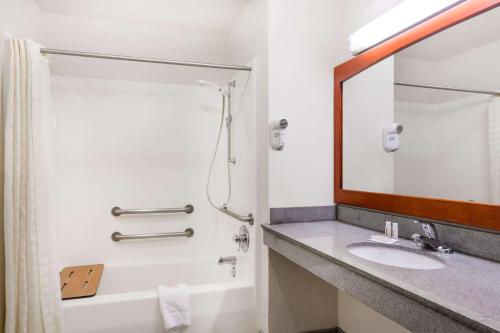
left=0, top=33, right=62, bottom=333
left=489, top=97, right=500, bottom=204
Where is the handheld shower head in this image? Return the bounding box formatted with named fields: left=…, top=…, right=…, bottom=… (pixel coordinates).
left=196, top=80, right=222, bottom=91
left=196, top=80, right=227, bottom=96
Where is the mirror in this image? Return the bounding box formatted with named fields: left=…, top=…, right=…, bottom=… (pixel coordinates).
left=342, top=6, right=500, bottom=205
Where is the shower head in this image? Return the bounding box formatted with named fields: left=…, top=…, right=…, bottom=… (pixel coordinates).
left=196, top=80, right=222, bottom=91
left=196, top=80, right=226, bottom=96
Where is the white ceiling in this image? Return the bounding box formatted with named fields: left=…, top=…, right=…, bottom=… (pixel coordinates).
left=35, top=0, right=250, bottom=32
left=397, top=6, right=500, bottom=60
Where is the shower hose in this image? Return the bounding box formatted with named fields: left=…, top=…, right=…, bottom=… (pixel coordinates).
left=206, top=94, right=232, bottom=210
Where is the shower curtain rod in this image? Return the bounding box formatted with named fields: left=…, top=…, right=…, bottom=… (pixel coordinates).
left=39, top=48, right=252, bottom=71
left=394, top=81, right=500, bottom=96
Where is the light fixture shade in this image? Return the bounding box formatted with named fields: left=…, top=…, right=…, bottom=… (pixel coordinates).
left=348, top=0, right=464, bottom=55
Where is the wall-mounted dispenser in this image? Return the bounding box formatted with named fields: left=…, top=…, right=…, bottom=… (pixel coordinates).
left=383, top=123, right=403, bottom=152
left=270, top=119, right=288, bottom=151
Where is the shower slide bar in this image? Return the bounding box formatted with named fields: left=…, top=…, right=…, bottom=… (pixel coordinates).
left=111, top=205, right=194, bottom=216
left=394, top=81, right=500, bottom=96
left=111, top=228, right=194, bottom=242
left=40, top=48, right=252, bottom=71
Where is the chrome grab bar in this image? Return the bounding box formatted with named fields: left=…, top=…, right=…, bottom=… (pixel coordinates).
left=219, top=206, right=254, bottom=225
left=111, top=228, right=194, bottom=242
left=111, top=204, right=194, bottom=216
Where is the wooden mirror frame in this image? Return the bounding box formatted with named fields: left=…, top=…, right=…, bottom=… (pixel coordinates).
left=334, top=0, right=500, bottom=231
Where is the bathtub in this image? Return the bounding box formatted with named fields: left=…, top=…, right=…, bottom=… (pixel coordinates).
left=62, top=259, right=257, bottom=333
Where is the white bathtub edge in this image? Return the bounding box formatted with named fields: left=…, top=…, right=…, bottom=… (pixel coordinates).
left=62, top=279, right=253, bottom=308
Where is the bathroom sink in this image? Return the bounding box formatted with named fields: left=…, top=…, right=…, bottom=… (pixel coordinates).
left=347, top=242, right=445, bottom=270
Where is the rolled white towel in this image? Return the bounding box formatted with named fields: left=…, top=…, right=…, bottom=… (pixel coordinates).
left=158, top=284, right=191, bottom=331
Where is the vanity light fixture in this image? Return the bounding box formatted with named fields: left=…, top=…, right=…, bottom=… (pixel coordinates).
left=348, top=0, right=464, bottom=54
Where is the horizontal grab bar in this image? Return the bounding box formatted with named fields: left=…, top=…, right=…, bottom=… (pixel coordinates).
left=111, top=228, right=194, bottom=242
left=111, top=205, right=194, bottom=216
left=219, top=206, right=254, bottom=225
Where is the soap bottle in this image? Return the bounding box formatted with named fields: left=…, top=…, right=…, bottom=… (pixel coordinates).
left=391, top=222, right=399, bottom=239
left=385, top=221, right=392, bottom=238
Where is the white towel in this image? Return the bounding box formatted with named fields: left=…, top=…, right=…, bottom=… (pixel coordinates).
left=158, top=284, right=191, bottom=331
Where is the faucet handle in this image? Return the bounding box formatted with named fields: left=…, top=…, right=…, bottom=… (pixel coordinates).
left=232, top=226, right=249, bottom=252
left=411, top=234, right=424, bottom=248
left=412, top=231, right=453, bottom=253
left=421, top=223, right=436, bottom=239
left=414, top=220, right=437, bottom=239
left=233, top=233, right=243, bottom=251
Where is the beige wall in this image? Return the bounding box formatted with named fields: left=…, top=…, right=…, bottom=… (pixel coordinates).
left=268, top=250, right=413, bottom=333
left=268, top=250, right=338, bottom=333
left=268, top=0, right=337, bottom=208
left=339, top=291, right=411, bottom=333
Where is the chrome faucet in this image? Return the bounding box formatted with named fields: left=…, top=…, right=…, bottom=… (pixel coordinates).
left=218, top=256, right=237, bottom=278
left=233, top=226, right=249, bottom=252
left=411, top=221, right=453, bottom=253
left=218, top=256, right=236, bottom=265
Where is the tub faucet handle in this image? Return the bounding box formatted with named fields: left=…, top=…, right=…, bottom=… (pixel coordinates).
left=233, top=226, right=249, bottom=252
left=233, top=234, right=245, bottom=251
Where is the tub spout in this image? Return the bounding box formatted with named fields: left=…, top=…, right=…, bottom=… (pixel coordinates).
left=218, top=256, right=236, bottom=265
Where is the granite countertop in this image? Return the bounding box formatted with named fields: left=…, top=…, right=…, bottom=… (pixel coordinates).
left=263, top=221, right=500, bottom=332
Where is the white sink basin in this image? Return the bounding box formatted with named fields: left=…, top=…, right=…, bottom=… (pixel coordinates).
left=347, top=242, right=445, bottom=270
